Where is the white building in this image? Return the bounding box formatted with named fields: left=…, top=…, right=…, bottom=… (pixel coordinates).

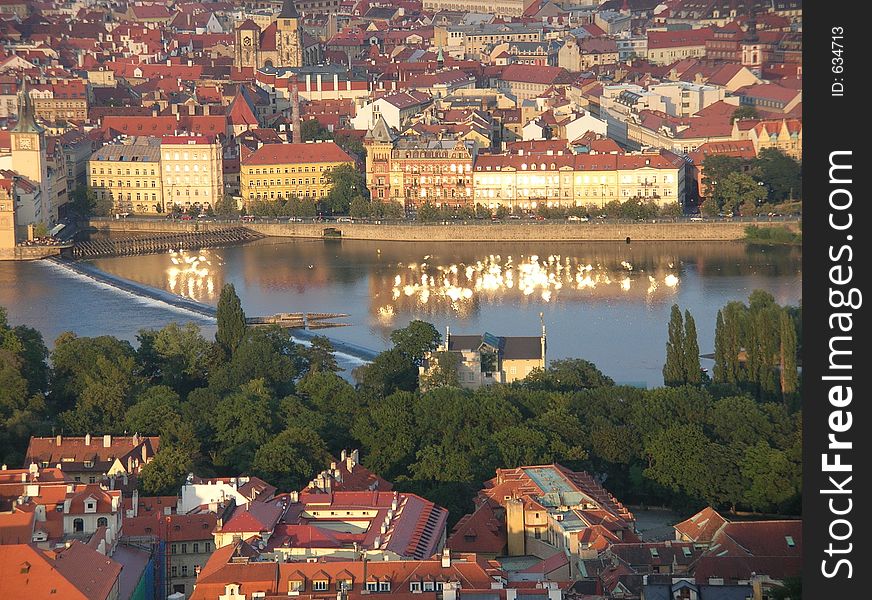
left=351, top=91, right=432, bottom=131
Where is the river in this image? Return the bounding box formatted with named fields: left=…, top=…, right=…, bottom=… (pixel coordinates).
left=0, top=238, right=801, bottom=387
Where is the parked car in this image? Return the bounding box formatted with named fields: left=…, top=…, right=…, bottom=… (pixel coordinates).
left=241, top=215, right=256, bottom=223
left=567, top=215, right=589, bottom=222
left=508, top=214, right=522, bottom=220
left=690, top=216, right=704, bottom=222
left=180, top=214, right=193, bottom=221
left=336, top=216, right=353, bottom=223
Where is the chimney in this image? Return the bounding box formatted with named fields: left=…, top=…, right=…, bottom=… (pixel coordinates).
left=56, top=435, right=62, bottom=446
left=341, top=449, right=347, bottom=461
left=103, top=434, right=111, bottom=448
left=85, top=434, right=91, bottom=446
left=441, top=548, right=451, bottom=568
left=132, top=489, right=139, bottom=517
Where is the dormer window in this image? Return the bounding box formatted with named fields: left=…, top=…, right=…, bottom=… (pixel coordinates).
left=379, top=581, right=391, bottom=592
left=410, top=581, right=422, bottom=592
left=366, top=581, right=378, bottom=592
left=289, top=580, right=304, bottom=592
left=423, top=581, right=435, bottom=592
left=84, top=461, right=93, bottom=468
left=313, top=580, right=328, bottom=591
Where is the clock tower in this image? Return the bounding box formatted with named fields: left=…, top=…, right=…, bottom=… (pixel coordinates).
left=275, top=0, right=303, bottom=68
left=10, top=80, right=49, bottom=223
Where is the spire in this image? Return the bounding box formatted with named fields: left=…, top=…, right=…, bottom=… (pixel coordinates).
left=278, top=0, right=300, bottom=19
left=11, top=80, right=43, bottom=134
left=363, top=114, right=395, bottom=144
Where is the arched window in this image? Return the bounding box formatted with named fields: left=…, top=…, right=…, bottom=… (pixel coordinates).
left=73, top=518, right=84, bottom=532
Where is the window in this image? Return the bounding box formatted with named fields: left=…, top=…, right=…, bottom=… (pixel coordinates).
left=171, top=566, right=178, bottom=577
left=786, top=536, right=795, bottom=548
left=171, top=544, right=177, bottom=554
left=410, top=582, right=421, bottom=592
left=423, top=581, right=434, bottom=592
left=73, top=518, right=84, bottom=532
left=182, top=565, right=188, bottom=576
left=379, top=582, right=391, bottom=592
left=193, top=543, right=199, bottom=553
left=97, top=517, right=108, bottom=528
left=290, top=580, right=304, bottom=592
left=366, top=581, right=378, bottom=592
left=313, top=581, right=328, bottom=591
left=181, top=543, right=187, bottom=554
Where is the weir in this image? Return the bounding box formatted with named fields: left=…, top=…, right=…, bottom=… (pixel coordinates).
left=69, top=227, right=264, bottom=258
left=46, top=257, right=379, bottom=363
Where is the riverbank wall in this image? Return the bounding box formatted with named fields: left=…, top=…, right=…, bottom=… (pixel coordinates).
left=88, top=218, right=800, bottom=242
left=0, top=246, right=62, bottom=261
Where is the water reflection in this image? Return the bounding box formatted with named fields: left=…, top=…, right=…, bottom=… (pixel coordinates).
left=381, top=253, right=682, bottom=318
left=166, top=250, right=220, bottom=302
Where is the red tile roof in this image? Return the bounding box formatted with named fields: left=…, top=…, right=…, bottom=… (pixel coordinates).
left=647, top=28, right=713, bottom=49
left=243, top=141, right=354, bottom=166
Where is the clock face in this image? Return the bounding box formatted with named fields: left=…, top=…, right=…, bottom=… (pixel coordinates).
left=18, top=136, right=32, bottom=150
left=243, top=36, right=252, bottom=46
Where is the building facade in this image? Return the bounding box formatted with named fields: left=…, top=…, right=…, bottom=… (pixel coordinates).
left=87, top=137, right=163, bottom=214
left=240, top=141, right=354, bottom=203
left=160, top=135, right=224, bottom=212
left=472, top=150, right=686, bottom=210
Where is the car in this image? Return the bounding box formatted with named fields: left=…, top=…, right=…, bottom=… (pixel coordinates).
left=180, top=214, right=193, bottom=221
left=567, top=215, right=589, bottom=222
left=287, top=217, right=303, bottom=222
left=689, top=216, right=703, bottom=222
left=336, top=216, right=353, bottom=223
left=508, top=214, right=522, bottom=220
left=241, top=215, right=256, bottom=223
left=197, top=213, right=209, bottom=219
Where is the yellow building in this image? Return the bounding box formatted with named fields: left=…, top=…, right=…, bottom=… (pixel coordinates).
left=240, top=141, right=354, bottom=203
left=472, top=150, right=686, bottom=210
left=0, top=180, right=16, bottom=249
left=161, top=135, right=224, bottom=212
left=88, top=137, right=163, bottom=214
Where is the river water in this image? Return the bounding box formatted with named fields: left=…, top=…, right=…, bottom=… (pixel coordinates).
left=0, top=238, right=801, bottom=387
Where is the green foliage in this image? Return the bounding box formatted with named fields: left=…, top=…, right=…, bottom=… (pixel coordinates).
left=701, top=155, right=744, bottom=206
left=137, top=323, right=211, bottom=395
left=753, top=148, right=801, bottom=203
left=419, top=351, right=461, bottom=390
left=213, top=194, right=239, bottom=218
left=124, top=386, right=182, bottom=434
left=354, top=348, right=418, bottom=397
left=215, top=283, right=246, bottom=359
left=300, top=119, right=330, bottom=141
left=212, top=379, right=277, bottom=472
left=744, top=225, right=801, bottom=245
left=731, top=105, right=759, bottom=121
left=325, top=164, right=368, bottom=214
left=523, top=358, right=614, bottom=391
left=663, top=305, right=686, bottom=386
left=252, top=426, right=331, bottom=491
left=301, top=336, right=341, bottom=374
left=416, top=201, right=439, bottom=222
left=139, top=445, right=194, bottom=496
left=389, top=320, right=441, bottom=365
left=720, top=172, right=767, bottom=213
left=683, top=310, right=702, bottom=385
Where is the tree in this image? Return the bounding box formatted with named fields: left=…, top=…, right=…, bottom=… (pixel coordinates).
left=719, top=172, right=767, bottom=214
left=713, top=302, right=745, bottom=385
left=731, top=105, right=759, bottom=122
left=416, top=201, right=439, bottom=222
left=683, top=310, right=702, bottom=385
left=213, top=194, right=239, bottom=218
left=389, top=320, right=441, bottom=365
left=769, top=577, right=802, bottom=600
left=663, top=305, right=686, bottom=386
left=251, top=426, right=331, bottom=491
left=215, top=283, right=246, bottom=359
left=209, top=326, right=302, bottom=398
left=354, top=348, right=419, bottom=397
left=419, top=351, right=460, bottom=390
left=300, top=119, right=329, bottom=141
left=701, top=155, right=745, bottom=206
left=325, top=164, right=368, bottom=214
left=124, top=386, right=181, bottom=434
left=349, top=196, right=371, bottom=219
left=139, top=445, right=194, bottom=495
left=754, top=148, right=801, bottom=203
left=740, top=441, right=800, bottom=510
left=137, top=323, right=211, bottom=395
left=301, top=336, right=341, bottom=374
left=212, top=379, right=276, bottom=473
left=352, top=391, right=417, bottom=480
left=495, top=205, right=509, bottom=219
left=779, top=308, right=798, bottom=400
left=523, top=358, right=614, bottom=391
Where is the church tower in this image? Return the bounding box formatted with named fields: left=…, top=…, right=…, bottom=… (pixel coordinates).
left=0, top=180, right=16, bottom=249
left=235, top=19, right=261, bottom=69
left=275, top=0, right=303, bottom=68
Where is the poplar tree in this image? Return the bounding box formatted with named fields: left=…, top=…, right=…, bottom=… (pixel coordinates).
left=779, top=309, right=798, bottom=399
left=713, top=309, right=727, bottom=384
left=683, top=310, right=702, bottom=385
left=216, top=283, right=246, bottom=359
left=720, top=301, right=746, bottom=385
left=663, top=304, right=686, bottom=386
